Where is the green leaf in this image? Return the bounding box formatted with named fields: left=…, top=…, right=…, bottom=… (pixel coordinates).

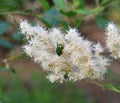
left=0, top=0, right=20, bottom=11
left=39, top=18, right=51, bottom=28
left=75, top=9, right=92, bottom=15
left=11, top=31, right=22, bottom=42
left=101, top=0, right=110, bottom=5
left=38, top=0, right=50, bottom=11
left=0, top=0, right=22, bottom=7
left=0, top=5, right=17, bottom=11
left=102, top=83, right=120, bottom=93
left=95, top=16, right=109, bottom=29
left=0, top=38, right=13, bottom=49
left=60, top=11, right=76, bottom=18
left=79, top=0, right=85, bottom=8
left=53, top=0, right=65, bottom=10
left=24, top=7, right=36, bottom=12
left=43, top=8, right=61, bottom=26
left=91, top=7, right=105, bottom=14
left=73, top=0, right=85, bottom=9
left=0, top=21, right=8, bottom=35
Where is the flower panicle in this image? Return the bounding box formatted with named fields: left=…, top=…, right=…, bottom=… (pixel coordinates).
left=20, top=20, right=110, bottom=83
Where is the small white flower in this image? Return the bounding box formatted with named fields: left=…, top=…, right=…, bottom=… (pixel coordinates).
left=93, top=42, right=104, bottom=54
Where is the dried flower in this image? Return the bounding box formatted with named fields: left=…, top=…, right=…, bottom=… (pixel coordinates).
left=20, top=20, right=110, bottom=83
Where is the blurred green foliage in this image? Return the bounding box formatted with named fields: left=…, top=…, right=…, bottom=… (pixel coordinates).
left=95, top=16, right=109, bottom=29
left=0, top=0, right=120, bottom=49
left=0, top=38, right=13, bottom=49
left=0, top=73, right=95, bottom=103
left=0, top=21, right=14, bottom=49
left=0, top=0, right=22, bottom=11
left=38, top=0, right=50, bottom=11
left=43, top=7, right=61, bottom=26
left=53, top=0, right=65, bottom=10
left=0, top=21, right=8, bottom=35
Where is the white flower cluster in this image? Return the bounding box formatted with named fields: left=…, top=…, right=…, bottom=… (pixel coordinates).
left=20, top=21, right=109, bottom=83
left=105, top=22, right=120, bottom=59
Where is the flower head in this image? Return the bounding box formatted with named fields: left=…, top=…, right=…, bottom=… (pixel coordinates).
left=20, top=20, right=110, bottom=83
left=105, top=22, right=120, bottom=59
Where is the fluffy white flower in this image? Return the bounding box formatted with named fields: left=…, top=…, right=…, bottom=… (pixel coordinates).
left=91, top=43, right=109, bottom=79
left=105, top=22, right=120, bottom=59
left=20, top=20, right=110, bottom=83
left=49, top=28, right=66, bottom=47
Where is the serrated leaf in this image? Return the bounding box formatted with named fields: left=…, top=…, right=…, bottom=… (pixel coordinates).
left=43, top=8, right=61, bottom=26
left=95, top=16, right=109, bottom=29
left=53, top=0, right=65, bottom=10
left=0, top=38, right=13, bottom=49
left=0, top=21, right=8, bottom=35
left=38, top=0, right=50, bottom=11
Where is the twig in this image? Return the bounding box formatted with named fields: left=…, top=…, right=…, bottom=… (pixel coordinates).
left=87, top=80, right=120, bottom=93
left=0, top=11, right=42, bottom=19
left=7, top=52, right=25, bottom=62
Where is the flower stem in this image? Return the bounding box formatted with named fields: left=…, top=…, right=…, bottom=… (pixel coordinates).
left=87, top=80, right=120, bottom=93
left=7, top=52, right=25, bottom=62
